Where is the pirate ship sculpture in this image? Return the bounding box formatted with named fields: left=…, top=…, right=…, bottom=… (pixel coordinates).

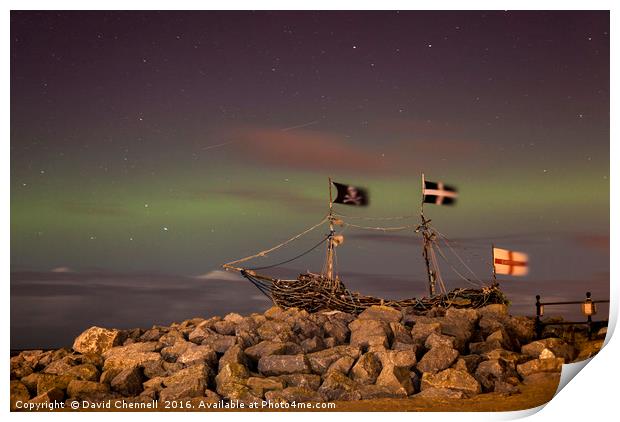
left=223, top=174, right=527, bottom=314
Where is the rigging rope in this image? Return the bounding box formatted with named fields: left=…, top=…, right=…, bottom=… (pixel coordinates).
left=342, top=222, right=415, bottom=232
left=248, top=235, right=329, bottom=270
left=333, top=212, right=415, bottom=221
left=433, top=229, right=487, bottom=284
left=428, top=242, right=448, bottom=295
left=224, top=216, right=328, bottom=268
left=433, top=241, right=482, bottom=288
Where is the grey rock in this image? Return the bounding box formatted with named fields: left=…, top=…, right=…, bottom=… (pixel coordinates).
left=521, top=338, right=577, bottom=362
left=66, top=380, right=110, bottom=399
left=10, top=380, right=31, bottom=411
left=421, top=369, right=481, bottom=395
left=349, top=319, right=391, bottom=349
left=111, top=366, right=143, bottom=396
left=318, top=371, right=361, bottom=401
left=258, top=354, right=310, bottom=376
left=411, top=322, right=442, bottom=348
left=73, top=326, right=124, bottom=355
left=358, top=305, right=402, bottom=323
left=306, top=345, right=360, bottom=375
left=376, top=364, right=414, bottom=396
left=350, top=352, right=382, bottom=385
left=425, top=333, right=456, bottom=349
left=474, top=359, right=518, bottom=392
left=516, top=358, right=564, bottom=378
left=417, top=346, right=459, bottom=374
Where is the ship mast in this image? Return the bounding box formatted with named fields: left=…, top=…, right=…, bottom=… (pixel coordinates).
left=324, top=177, right=336, bottom=283
left=420, top=172, right=437, bottom=297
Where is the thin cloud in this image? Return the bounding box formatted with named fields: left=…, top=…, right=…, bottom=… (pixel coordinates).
left=51, top=266, right=74, bottom=273
left=229, top=127, right=387, bottom=173
left=193, top=270, right=245, bottom=282
left=280, top=120, right=319, bottom=132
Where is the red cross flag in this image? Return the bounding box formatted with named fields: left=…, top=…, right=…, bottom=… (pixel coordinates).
left=493, top=247, right=529, bottom=276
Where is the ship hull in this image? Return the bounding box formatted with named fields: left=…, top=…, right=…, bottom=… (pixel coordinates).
left=242, top=271, right=509, bottom=314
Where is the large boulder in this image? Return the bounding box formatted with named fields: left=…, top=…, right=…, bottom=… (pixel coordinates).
left=306, top=345, right=360, bottom=375
left=375, top=364, right=414, bottom=396
left=300, top=336, right=326, bottom=353
left=218, top=344, right=249, bottom=372
left=474, top=359, right=518, bottom=392
left=244, top=341, right=288, bottom=362
left=215, top=362, right=249, bottom=397
left=325, top=356, right=356, bottom=376
left=421, top=369, right=481, bottom=396
left=323, top=318, right=350, bottom=345
left=177, top=345, right=218, bottom=368
left=110, top=366, right=143, bottom=396
left=188, top=327, right=237, bottom=353
left=417, top=346, right=459, bottom=374
left=42, top=356, right=75, bottom=375
left=318, top=371, right=361, bottom=401
left=66, top=380, right=110, bottom=400
left=390, top=322, right=414, bottom=348
left=156, top=329, right=186, bottom=348
left=349, top=319, right=391, bottom=349
left=277, top=373, right=322, bottom=390
left=358, top=306, right=402, bottom=323
left=102, top=342, right=162, bottom=373
left=160, top=363, right=212, bottom=401
left=411, top=322, right=442, bottom=348
left=521, top=338, right=577, bottom=362
left=29, top=387, right=65, bottom=405
left=425, top=333, right=456, bottom=350
left=247, top=376, right=285, bottom=398
left=504, top=316, right=536, bottom=346
left=10, top=380, right=31, bottom=411
left=376, top=349, right=417, bottom=369
left=36, top=374, right=73, bottom=396
left=452, top=355, right=483, bottom=374
left=258, top=354, right=310, bottom=376
left=65, top=363, right=100, bottom=382
left=257, top=320, right=294, bottom=343
left=516, top=358, right=564, bottom=378
left=469, top=339, right=505, bottom=355
left=293, top=313, right=324, bottom=339
left=73, top=327, right=124, bottom=355
left=160, top=340, right=194, bottom=362
left=436, top=308, right=479, bottom=352
left=350, top=352, right=382, bottom=385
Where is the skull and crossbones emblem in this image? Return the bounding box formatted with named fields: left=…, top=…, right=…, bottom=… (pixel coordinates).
left=343, top=186, right=362, bottom=205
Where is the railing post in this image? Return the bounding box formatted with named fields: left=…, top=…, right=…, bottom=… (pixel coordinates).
left=535, top=294, right=542, bottom=340
left=586, top=291, right=593, bottom=340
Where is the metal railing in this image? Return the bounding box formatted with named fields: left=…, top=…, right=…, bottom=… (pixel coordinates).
left=535, top=292, right=609, bottom=340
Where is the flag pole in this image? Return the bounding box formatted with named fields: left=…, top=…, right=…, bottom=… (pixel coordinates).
left=491, top=243, right=498, bottom=286
left=420, top=172, right=425, bottom=220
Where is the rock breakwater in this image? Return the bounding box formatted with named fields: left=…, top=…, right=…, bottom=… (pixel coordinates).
left=11, top=304, right=595, bottom=411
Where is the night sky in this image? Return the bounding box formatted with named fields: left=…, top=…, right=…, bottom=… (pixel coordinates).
left=11, top=11, right=609, bottom=348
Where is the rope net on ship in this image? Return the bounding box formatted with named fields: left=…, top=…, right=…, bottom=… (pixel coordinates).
left=222, top=214, right=508, bottom=314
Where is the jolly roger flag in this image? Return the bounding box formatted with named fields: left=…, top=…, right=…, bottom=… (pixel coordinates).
left=332, top=181, right=369, bottom=206
left=423, top=180, right=458, bottom=206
